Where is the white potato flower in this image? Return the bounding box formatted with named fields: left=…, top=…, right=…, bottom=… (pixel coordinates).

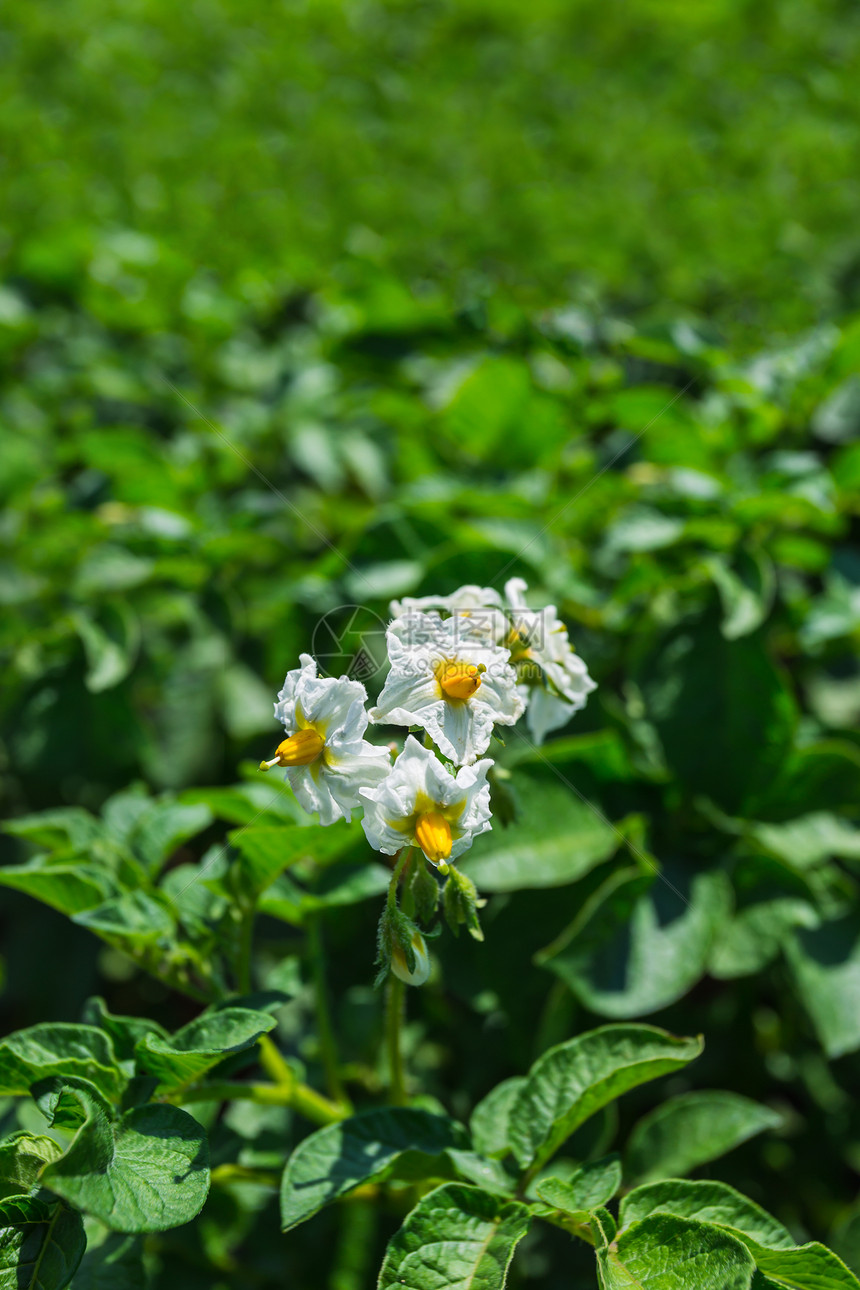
left=260, top=654, right=391, bottom=825
left=502, top=578, right=597, bottom=743
left=390, top=584, right=502, bottom=619
left=361, top=736, right=492, bottom=868
left=370, top=612, right=524, bottom=764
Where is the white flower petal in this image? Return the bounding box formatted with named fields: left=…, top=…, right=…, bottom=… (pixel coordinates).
left=360, top=737, right=494, bottom=860
left=287, top=763, right=343, bottom=826
left=390, top=585, right=502, bottom=619
left=524, top=687, right=578, bottom=744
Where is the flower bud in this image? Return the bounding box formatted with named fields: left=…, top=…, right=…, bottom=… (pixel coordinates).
left=409, top=855, right=441, bottom=925
left=443, top=867, right=484, bottom=942
left=391, top=929, right=431, bottom=986
left=375, top=906, right=431, bottom=988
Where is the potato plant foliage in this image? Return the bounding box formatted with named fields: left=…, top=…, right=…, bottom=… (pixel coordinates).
left=2, top=1, right=860, bottom=1285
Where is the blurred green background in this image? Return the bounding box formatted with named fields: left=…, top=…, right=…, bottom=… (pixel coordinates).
left=2, top=0, right=860, bottom=1286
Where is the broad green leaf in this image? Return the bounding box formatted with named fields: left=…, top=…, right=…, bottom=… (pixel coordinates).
left=508, top=1025, right=703, bottom=1172
left=259, top=862, right=390, bottom=924
left=639, top=614, right=796, bottom=813
left=751, top=814, right=860, bottom=870
left=754, top=742, right=860, bottom=820
left=625, top=1092, right=782, bottom=1185
left=73, top=892, right=175, bottom=945
left=744, top=1241, right=860, bottom=1289
left=129, top=800, right=213, bottom=874
left=179, top=785, right=288, bottom=828
left=598, top=1213, right=756, bottom=1289
left=2, top=810, right=102, bottom=853
left=784, top=915, right=860, bottom=1057
left=461, top=774, right=619, bottom=892
left=79, top=1000, right=167, bottom=1064
left=619, top=1181, right=794, bottom=1250
left=708, top=857, right=816, bottom=980
left=707, top=551, right=775, bottom=641
left=218, top=663, right=277, bottom=739
left=0, top=1193, right=86, bottom=1290
left=100, top=787, right=151, bottom=849
left=470, top=1078, right=526, bottom=1159
left=813, top=375, right=860, bottom=444
left=0, top=863, right=111, bottom=918
left=229, top=822, right=361, bottom=894
left=133, top=1007, right=277, bottom=1090
left=536, top=1156, right=622, bottom=1214
left=0, top=1026, right=125, bottom=1101
left=442, top=1151, right=515, bottom=1195
left=280, top=1108, right=468, bottom=1231
left=539, top=864, right=731, bottom=1016
left=38, top=1079, right=209, bottom=1233
left=0, top=1133, right=63, bottom=1201
left=377, top=1183, right=531, bottom=1290
left=67, top=1226, right=145, bottom=1290
left=604, top=505, right=686, bottom=554
left=72, top=608, right=138, bottom=694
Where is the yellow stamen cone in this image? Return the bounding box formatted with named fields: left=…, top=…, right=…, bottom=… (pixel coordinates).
left=260, top=728, right=324, bottom=771
left=415, top=811, right=453, bottom=864
left=438, top=661, right=485, bottom=701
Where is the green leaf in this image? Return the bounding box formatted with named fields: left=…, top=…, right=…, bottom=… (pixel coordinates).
left=625, top=1092, right=782, bottom=1185
left=259, top=862, right=390, bottom=925
left=754, top=742, right=860, bottom=820
left=100, top=788, right=151, bottom=849
left=707, top=857, right=816, bottom=981
left=218, top=663, right=277, bottom=740
left=377, top=1183, right=532, bottom=1290
left=597, top=1213, right=756, bottom=1289
left=0, top=1193, right=86, bottom=1290
left=442, top=1151, right=515, bottom=1196
left=230, top=822, right=360, bottom=895
left=73, top=892, right=175, bottom=946
left=469, top=1078, right=526, bottom=1159
left=707, top=551, right=775, bottom=641
left=67, top=1227, right=145, bottom=1290
left=0, top=1133, right=64, bottom=1201
left=128, top=800, right=213, bottom=874
left=2, top=810, right=102, bottom=853
left=539, top=864, right=731, bottom=1016
left=751, top=814, right=860, bottom=870
left=0, top=1026, right=125, bottom=1101
left=784, top=915, right=860, bottom=1057
left=536, top=1155, right=622, bottom=1214
left=37, top=1078, right=209, bottom=1233
left=280, top=1108, right=468, bottom=1231
left=72, top=608, right=138, bottom=694
left=133, top=1007, right=277, bottom=1091
left=813, top=374, right=860, bottom=444
left=183, top=781, right=304, bottom=826
left=461, top=773, right=619, bottom=892
left=79, top=1000, right=168, bottom=1065
left=507, top=1024, right=703, bottom=1173
left=639, top=614, right=796, bottom=813
left=745, top=1242, right=860, bottom=1289
left=0, top=863, right=112, bottom=918
left=619, top=1180, right=794, bottom=1249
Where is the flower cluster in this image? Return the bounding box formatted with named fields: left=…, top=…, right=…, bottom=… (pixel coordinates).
left=261, top=581, right=596, bottom=983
